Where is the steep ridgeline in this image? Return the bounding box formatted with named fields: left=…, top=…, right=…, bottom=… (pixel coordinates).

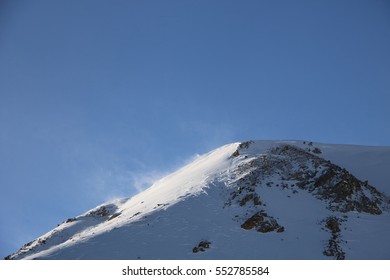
left=5, top=141, right=390, bottom=260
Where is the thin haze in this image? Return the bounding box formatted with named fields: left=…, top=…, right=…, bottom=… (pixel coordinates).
left=1, top=0, right=389, bottom=257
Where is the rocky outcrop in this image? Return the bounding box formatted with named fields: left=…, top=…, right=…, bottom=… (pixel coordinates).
left=192, top=240, right=211, bottom=253
left=322, top=216, right=346, bottom=260
left=241, top=211, right=284, bottom=233
left=87, top=206, right=110, bottom=217
left=225, top=141, right=389, bottom=259
left=231, top=141, right=254, bottom=157
left=229, top=143, right=387, bottom=215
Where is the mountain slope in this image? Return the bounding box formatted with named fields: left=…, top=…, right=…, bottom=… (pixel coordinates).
left=5, top=140, right=390, bottom=260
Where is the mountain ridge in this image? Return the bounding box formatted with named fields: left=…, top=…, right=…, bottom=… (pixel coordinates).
left=5, top=140, right=390, bottom=260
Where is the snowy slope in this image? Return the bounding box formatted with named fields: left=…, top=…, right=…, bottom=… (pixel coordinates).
left=5, top=140, right=390, bottom=260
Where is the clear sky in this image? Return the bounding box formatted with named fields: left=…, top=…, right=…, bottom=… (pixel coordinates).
left=1, top=0, right=389, bottom=257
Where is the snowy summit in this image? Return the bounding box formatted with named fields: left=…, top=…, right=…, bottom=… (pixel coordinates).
left=5, top=140, right=390, bottom=260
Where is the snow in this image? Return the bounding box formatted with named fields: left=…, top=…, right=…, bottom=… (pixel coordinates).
left=7, top=140, right=390, bottom=260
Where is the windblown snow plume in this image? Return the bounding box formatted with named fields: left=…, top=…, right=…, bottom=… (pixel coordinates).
left=5, top=141, right=390, bottom=260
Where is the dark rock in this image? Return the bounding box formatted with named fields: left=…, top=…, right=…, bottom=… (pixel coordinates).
left=66, top=218, right=77, bottom=223
left=256, top=220, right=280, bottom=233
left=277, top=226, right=285, bottom=233
left=312, top=147, right=322, bottom=154
left=325, top=217, right=340, bottom=233
left=23, top=241, right=33, bottom=248
left=241, top=213, right=265, bottom=230
left=323, top=239, right=345, bottom=260
left=107, top=212, right=121, bottom=221
left=253, top=196, right=261, bottom=205
left=193, top=240, right=211, bottom=253
left=130, top=212, right=141, bottom=219
left=232, top=150, right=240, bottom=157
left=239, top=141, right=253, bottom=149
left=88, top=206, right=109, bottom=217
left=37, top=238, right=46, bottom=245
left=314, top=169, right=336, bottom=189
left=198, top=241, right=211, bottom=249
left=239, top=194, right=254, bottom=206
left=322, top=216, right=346, bottom=260
left=241, top=212, right=283, bottom=233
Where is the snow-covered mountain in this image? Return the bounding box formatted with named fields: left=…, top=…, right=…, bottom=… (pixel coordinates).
left=5, top=140, right=390, bottom=260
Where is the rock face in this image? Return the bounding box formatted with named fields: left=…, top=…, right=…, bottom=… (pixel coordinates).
left=5, top=140, right=390, bottom=260
left=225, top=142, right=389, bottom=259
left=192, top=241, right=211, bottom=253
left=229, top=143, right=387, bottom=215
left=241, top=211, right=283, bottom=233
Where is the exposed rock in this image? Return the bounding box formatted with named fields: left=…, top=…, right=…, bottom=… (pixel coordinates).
left=192, top=240, right=211, bottom=253
left=241, top=212, right=264, bottom=230
left=7, top=141, right=389, bottom=261
left=231, top=150, right=240, bottom=157
left=256, top=219, right=281, bottom=233
left=322, top=216, right=345, bottom=260
left=241, top=211, right=284, bottom=233
left=239, top=141, right=253, bottom=149
left=312, top=147, right=322, bottom=154
left=239, top=194, right=254, bottom=206
left=231, top=141, right=254, bottom=157
left=199, top=240, right=211, bottom=249
left=66, top=218, right=77, bottom=223
left=253, top=196, right=261, bottom=206
left=130, top=212, right=141, bottom=219
left=107, top=213, right=121, bottom=221
left=88, top=207, right=109, bottom=217
left=238, top=193, right=261, bottom=206
left=323, top=238, right=345, bottom=260
left=222, top=143, right=389, bottom=259
left=228, top=144, right=387, bottom=215
left=37, top=238, right=46, bottom=245
left=276, top=226, right=285, bottom=233
left=325, top=217, right=341, bottom=233
left=23, top=241, right=34, bottom=248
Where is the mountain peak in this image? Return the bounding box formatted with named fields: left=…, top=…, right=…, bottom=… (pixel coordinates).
left=6, top=140, right=390, bottom=260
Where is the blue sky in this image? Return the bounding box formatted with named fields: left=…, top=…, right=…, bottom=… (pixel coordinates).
left=1, top=0, right=389, bottom=257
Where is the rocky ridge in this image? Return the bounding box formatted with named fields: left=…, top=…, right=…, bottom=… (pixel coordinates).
left=224, top=141, right=389, bottom=259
